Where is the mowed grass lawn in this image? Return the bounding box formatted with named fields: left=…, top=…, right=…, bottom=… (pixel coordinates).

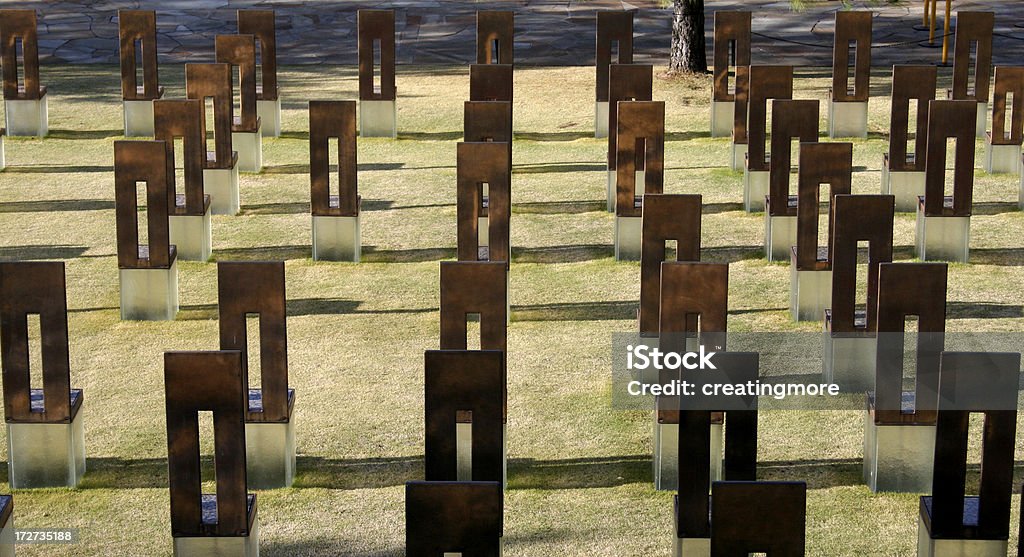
left=0, top=64, right=1023, bottom=556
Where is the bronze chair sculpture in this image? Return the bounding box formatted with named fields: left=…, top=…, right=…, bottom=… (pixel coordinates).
left=216, top=34, right=263, bottom=172
left=155, top=99, right=213, bottom=262
left=405, top=481, right=503, bottom=556
left=595, top=11, right=634, bottom=138
left=114, top=140, right=179, bottom=321
left=764, top=99, right=818, bottom=261
left=165, top=350, right=258, bottom=555
left=947, top=11, right=994, bottom=137
left=1, top=9, right=47, bottom=137
left=310, top=100, right=361, bottom=262
left=712, top=11, right=751, bottom=138
left=638, top=194, right=701, bottom=336
left=358, top=9, right=397, bottom=138
left=789, top=142, right=852, bottom=321
left=614, top=101, right=664, bottom=261
left=882, top=65, right=936, bottom=211
left=743, top=65, right=793, bottom=212
left=424, top=350, right=505, bottom=485
left=822, top=194, right=894, bottom=392
left=916, top=100, right=976, bottom=263
left=477, top=11, right=513, bottom=65
left=828, top=11, right=871, bottom=138
left=457, top=142, right=511, bottom=266
left=217, top=261, right=295, bottom=489
left=919, top=351, right=1020, bottom=555
left=984, top=66, right=1024, bottom=174
left=865, top=262, right=947, bottom=493
left=673, top=353, right=758, bottom=553
left=606, top=64, right=653, bottom=212
left=118, top=10, right=163, bottom=137
left=238, top=10, right=281, bottom=137
left=654, top=262, right=728, bottom=491
left=0, top=262, right=85, bottom=488
left=186, top=63, right=240, bottom=215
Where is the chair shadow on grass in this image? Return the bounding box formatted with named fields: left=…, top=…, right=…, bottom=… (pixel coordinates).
left=261, top=162, right=405, bottom=175
left=970, top=247, right=1024, bottom=266
left=512, top=300, right=636, bottom=322
left=513, top=131, right=594, bottom=142
left=63, top=455, right=1024, bottom=492
left=295, top=455, right=422, bottom=489
left=398, top=131, right=463, bottom=141
left=947, top=301, right=1024, bottom=319
left=261, top=538, right=401, bottom=557
left=972, top=201, right=1019, bottom=216
left=175, top=298, right=436, bottom=320
left=0, top=244, right=91, bottom=261
left=242, top=201, right=309, bottom=215
left=243, top=199, right=396, bottom=215
left=0, top=199, right=114, bottom=212
left=3, top=164, right=112, bottom=174
left=512, top=200, right=606, bottom=214
left=512, top=162, right=605, bottom=175
left=506, top=455, right=651, bottom=489
left=758, top=458, right=863, bottom=489
left=362, top=246, right=457, bottom=263
left=214, top=244, right=312, bottom=261
left=701, top=245, right=763, bottom=263
left=288, top=298, right=436, bottom=317
left=46, top=129, right=123, bottom=140
left=702, top=202, right=744, bottom=214
left=512, top=244, right=613, bottom=263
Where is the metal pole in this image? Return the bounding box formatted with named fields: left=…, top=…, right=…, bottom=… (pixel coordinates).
left=929, top=0, right=937, bottom=44
left=923, top=0, right=931, bottom=27
left=941, top=0, right=952, bottom=64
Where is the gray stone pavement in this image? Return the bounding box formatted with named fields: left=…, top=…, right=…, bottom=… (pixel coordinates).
left=8, top=0, right=1024, bottom=67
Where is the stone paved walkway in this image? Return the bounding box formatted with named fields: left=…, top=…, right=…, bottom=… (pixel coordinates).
left=10, top=0, right=1024, bottom=66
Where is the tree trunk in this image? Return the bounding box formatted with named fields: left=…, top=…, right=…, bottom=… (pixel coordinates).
left=669, top=0, right=707, bottom=74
